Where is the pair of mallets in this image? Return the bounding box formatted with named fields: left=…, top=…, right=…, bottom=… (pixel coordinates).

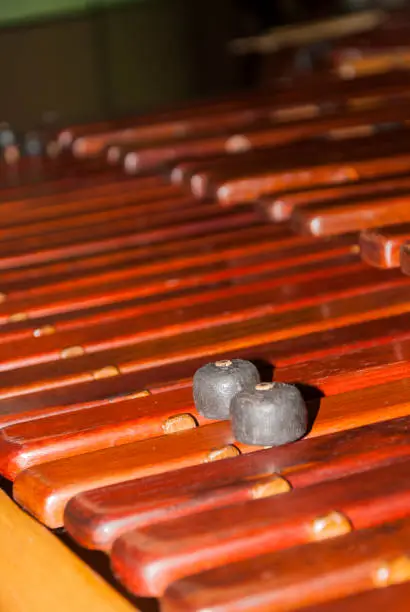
left=193, top=359, right=308, bottom=447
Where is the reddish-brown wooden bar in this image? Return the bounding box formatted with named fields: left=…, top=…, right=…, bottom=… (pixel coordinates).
left=401, top=243, right=410, bottom=274
left=13, top=375, right=410, bottom=529
left=360, top=223, right=410, bottom=267
left=64, top=408, right=410, bottom=551
left=161, top=517, right=410, bottom=612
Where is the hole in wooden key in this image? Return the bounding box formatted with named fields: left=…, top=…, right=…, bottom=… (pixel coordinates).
left=162, top=413, right=198, bottom=435
left=92, top=366, right=120, bottom=380
left=33, top=325, right=56, bottom=338
left=251, top=475, right=292, bottom=499
left=206, top=445, right=241, bottom=463
left=372, top=555, right=410, bottom=588
left=271, top=104, right=320, bottom=122
left=60, top=345, right=85, bottom=359
left=125, top=390, right=151, bottom=400
left=309, top=511, right=352, bottom=541
left=225, top=135, right=252, bottom=154
left=8, top=312, right=28, bottom=323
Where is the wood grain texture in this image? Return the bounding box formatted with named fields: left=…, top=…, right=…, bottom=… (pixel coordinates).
left=0, top=490, right=136, bottom=612
left=0, top=310, right=407, bottom=431
left=1, top=321, right=410, bottom=480
left=0, top=258, right=384, bottom=371
left=0, top=387, right=212, bottom=479
left=0, top=222, right=287, bottom=294
left=0, top=231, right=350, bottom=301
left=296, top=583, right=410, bottom=612
left=64, top=409, right=410, bottom=550
left=13, top=375, right=410, bottom=529
left=110, top=459, right=410, bottom=596
left=0, top=208, right=257, bottom=271
left=291, top=193, right=410, bottom=237
left=161, top=517, right=410, bottom=612
left=0, top=279, right=409, bottom=401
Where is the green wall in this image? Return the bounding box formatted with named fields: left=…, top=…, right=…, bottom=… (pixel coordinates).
left=0, top=0, right=142, bottom=25
left=0, top=0, right=237, bottom=130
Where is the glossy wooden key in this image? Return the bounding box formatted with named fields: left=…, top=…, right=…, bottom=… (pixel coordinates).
left=110, top=459, right=410, bottom=596
left=0, top=234, right=356, bottom=322
left=13, top=374, right=410, bottom=529
left=2, top=322, right=410, bottom=478
left=0, top=208, right=256, bottom=271
left=0, top=222, right=278, bottom=292
left=298, top=583, right=410, bottom=612
left=191, top=130, right=410, bottom=203
left=0, top=310, right=407, bottom=432
left=0, top=280, right=410, bottom=400
left=161, top=517, right=410, bottom=612
left=258, top=173, right=410, bottom=222
left=64, top=406, right=410, bottom=550
left=0, top=225, right=333, bottom=298
left=0, top=387, right=214, bottom=479
left=0, top=490, right=135, bottom=611
left=0, top=260, right=385, bottom=371
left=360, top=223, right=410, bottom=267
left=291, top=193, right=410, bottom=237
left=116, top=103, right=410, bottom=174
left=400, top=243, right=410, bottom=274
left=67, top=71, right=410, bottom=158
left=0, top=179, right=180, bottom=226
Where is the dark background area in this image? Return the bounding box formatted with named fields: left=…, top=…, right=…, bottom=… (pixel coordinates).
left=1, top=0, right=407, bottom=132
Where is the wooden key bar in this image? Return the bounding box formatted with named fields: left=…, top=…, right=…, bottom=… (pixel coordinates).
left=360, top=223, right=410, bottom=268
left=64, top=408, right=410, bottom=550
left=0, top=184, right=187, bottom=230
left=0, top=208, right=257, bottom=270
left=0, top=222, right=279, bottom=292
left=291, top=192, right=410, bottom=237
left=0, top=281, right=409, bottom=400
left=68, top=73, right=410, bottom=158
left=110, top=459, right=410, bottom=596
left=0, top=256, right=368, bottom=370
left=2, top=325, right=410, bottom=479
left=0, top=234, right=357, bottom=319
left=12, top=372, right=410, bottom=529
left=0, top=490, right=135, bottom=611
left=0, top=310, right=407, bottom=432
left=192, top=130, right=410, bottom=204
left=299, top=583, right=410, bottom=612
left=212, top=151, right=410, bottom=207
left=400, top=243, right=410, bottom=274
left=0, top=225, right=324, bottom=297
left=258, top=173, right=410, bottom=222
left=161, top=517, right=410, bottom=612
left=114, top=102, right=410, bottom=175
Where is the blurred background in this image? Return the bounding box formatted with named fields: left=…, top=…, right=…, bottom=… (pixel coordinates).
left=1, top=0, right=408, bottom=133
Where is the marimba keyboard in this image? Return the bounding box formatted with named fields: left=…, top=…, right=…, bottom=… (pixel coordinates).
left=0, top=62, right=410, bottom=612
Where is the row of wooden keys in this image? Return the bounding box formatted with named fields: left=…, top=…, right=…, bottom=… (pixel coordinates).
left=0, top=66, right=410, bottom=612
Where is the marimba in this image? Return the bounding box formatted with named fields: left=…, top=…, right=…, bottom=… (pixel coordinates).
left=1, top=44, right=410, bottom=612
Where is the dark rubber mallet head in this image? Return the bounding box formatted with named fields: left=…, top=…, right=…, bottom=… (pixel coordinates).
left=193, top=359, right=261, bottom=420
left=231, top=382, right=308, bottom=446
